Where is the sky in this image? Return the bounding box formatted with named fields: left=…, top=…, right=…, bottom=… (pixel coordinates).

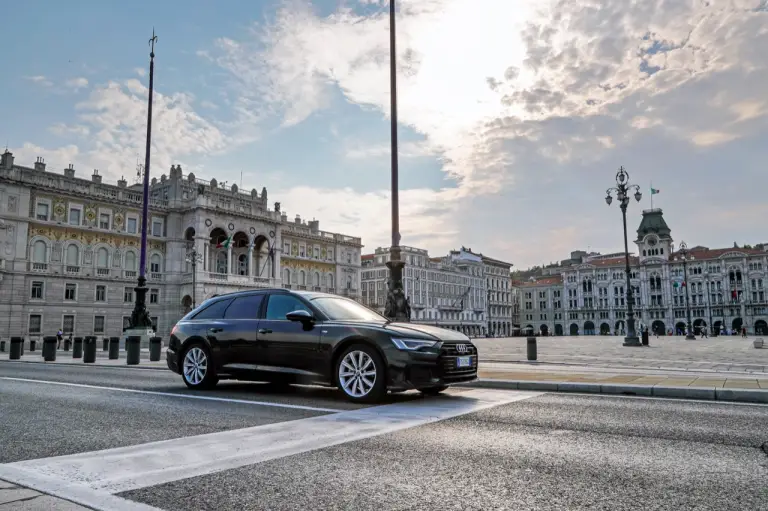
left=3, top=0, right=767, bottom=269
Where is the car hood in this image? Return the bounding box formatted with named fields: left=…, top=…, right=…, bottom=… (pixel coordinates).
left=381, top=322, right=470, bottom=342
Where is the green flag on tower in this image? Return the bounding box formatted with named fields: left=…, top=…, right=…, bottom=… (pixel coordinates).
left=651, top=187, right=660, bottom=195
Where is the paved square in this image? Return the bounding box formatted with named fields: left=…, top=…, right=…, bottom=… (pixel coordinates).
left=475, top=335, right=768, bottom=373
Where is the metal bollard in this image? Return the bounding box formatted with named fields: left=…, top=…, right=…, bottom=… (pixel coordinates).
left=526, top=336, right=537, bottom=361
left=0, top=340, right=5, bottom=352
left=102, top=337, right=109, bottom=351
left=42, top=336, right=58, bottom=362
left=108, top=337, right=120, bottom=360
left=20, top=338, right=24, bottom=356
left=30, top=339, right=37, bottom=352
left=149, top=336, right=162, bottom=362
left=9, top=337, right=23, bottom=360
left=64, top=338, right=71, bottom=351
left=72, top=337, right=83, bottom=359
left=83, top=336, right=97, bottom=363
left=126, top=336, right=141, bottom=365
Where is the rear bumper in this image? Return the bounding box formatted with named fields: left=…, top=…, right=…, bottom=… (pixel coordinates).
left=166, top=348, right=180, bottom=374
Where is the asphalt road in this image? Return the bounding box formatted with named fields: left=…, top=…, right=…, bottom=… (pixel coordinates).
left=1, top=361, right=767, bottom=511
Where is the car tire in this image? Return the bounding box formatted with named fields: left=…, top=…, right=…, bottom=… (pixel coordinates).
left=419, top=385, right=448, bottom=396
left=336, top=343, right=386, bottom=403
left=181, top=342, right=219, bottom=390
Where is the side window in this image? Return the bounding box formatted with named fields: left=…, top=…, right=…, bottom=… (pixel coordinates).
left=224, top=295, right=264, bottom=319
left=265, top=295, right=310, bottom=320
left=193, top=299, right=233, bottom=320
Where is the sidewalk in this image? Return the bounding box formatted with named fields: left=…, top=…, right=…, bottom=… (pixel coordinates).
left=471, top=362, right=768, bottom=403
left=0, top=478, right=90, bottom=510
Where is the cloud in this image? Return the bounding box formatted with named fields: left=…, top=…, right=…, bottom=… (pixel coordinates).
left=24, top=75, right=53, bottom=87
left=65, top=77, right=89, bottom=91
left=344, top=140, right=436, bottom=159
left=134, top=67, right=147, bottom=77
left=48, top=123, right=90, bottom=137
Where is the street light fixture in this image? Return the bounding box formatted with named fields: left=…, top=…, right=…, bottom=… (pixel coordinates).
left=678, top=241, right=697, bottom=340
left=185, top=242, right=203, bottom=309
left=605, top=166, right=642, bottom=347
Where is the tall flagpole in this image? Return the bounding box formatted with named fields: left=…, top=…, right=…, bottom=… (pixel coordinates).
left=650, top=181, right=653, bottom=210
left=129, top=29, right=158, bottom=331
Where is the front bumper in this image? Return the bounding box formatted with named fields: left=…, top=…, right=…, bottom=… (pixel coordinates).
left=166, top=348, right=180, bottom=374
left=387, top=343, right=478, bottom=390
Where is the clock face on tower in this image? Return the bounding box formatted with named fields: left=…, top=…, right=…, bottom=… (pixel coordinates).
left=648, top=237, right=657, bottom=247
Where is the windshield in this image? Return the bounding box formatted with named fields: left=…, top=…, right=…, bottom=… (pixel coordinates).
left=311, top=296, right=387, bottom=322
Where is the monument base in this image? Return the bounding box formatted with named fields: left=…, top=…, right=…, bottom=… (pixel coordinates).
left=121, top=328, right=155, bottom=350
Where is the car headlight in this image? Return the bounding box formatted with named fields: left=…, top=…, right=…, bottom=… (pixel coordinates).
left=390, top=338, right=439, bottom=351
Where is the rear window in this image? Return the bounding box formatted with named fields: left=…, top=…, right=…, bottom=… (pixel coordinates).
left=191, top=298, right=233, bottom=320
left=224, top=295, right=264, bottom=319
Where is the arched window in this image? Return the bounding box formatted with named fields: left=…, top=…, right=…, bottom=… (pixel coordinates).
left=283, top=268, right=290, bottom=284
left=327, top=273, right=334, bottom=289
left=299, top=270, right=306, bottom=286
left=346, top=275, right=353, bottom=289
left=237, top=254, right=248, bottom=275
left=32, top=240, right=47, bottom=263
left=150, top=253, right=162, bottom=273
left=96, top=247, right=109, bottom=268
left=125, top=251, right=137, bottom=271
left=313, top=272, right=320, bottom=287
left=66, top=244, right=80, bottom=266
left=216, top=252, right=228, bottom=274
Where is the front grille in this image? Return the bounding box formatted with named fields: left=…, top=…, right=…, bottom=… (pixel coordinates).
left=439, top=343, right=478, bottom=382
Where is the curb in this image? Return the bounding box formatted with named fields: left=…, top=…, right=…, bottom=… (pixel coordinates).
left=462, top=378, right=768, bottom=404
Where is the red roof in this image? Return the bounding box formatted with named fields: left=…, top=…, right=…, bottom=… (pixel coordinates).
left=361, top=254, right=374, bottom=261
left=671, top=247, right=765, bottom=260
left=516, top=276, right=563, bottom=287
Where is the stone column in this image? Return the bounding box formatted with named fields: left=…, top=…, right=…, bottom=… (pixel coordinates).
left=248, top=246, right=254, bottom=277
left=228, top=245, right=233, bottom=274
left=203, top=242, right=209, bottom=272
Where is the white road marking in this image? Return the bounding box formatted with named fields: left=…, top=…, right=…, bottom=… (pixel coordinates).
left=0, top=377, right=343, bottom=413
left=0, top=465, right=162, bottom=511
left=6, top=388, right=541, bottom=495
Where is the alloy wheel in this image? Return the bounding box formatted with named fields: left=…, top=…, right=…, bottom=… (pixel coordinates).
left=183, top=347, right=208, bottom=386
left=338, top=350, right=377, bottom=398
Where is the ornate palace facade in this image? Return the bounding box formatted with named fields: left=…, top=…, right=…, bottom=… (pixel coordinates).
left=361, top=246, right=514, bottom=337
left=514, top=209, right=768, bottom=336
left=0, top=151, right=362, bottom=340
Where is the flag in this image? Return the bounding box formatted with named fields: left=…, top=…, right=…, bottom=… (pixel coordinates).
left=651, top=187, right=660, bottom=195
left=216, top=235, right=232, bottom=249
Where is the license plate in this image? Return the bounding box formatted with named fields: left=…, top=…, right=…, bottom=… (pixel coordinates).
left=456, top=356, right=472, bottom=368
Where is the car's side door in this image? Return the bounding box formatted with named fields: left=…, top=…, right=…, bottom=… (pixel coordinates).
left=220, top=293, right=265, bottom=367
left=258, top=293, right=322, bottom=374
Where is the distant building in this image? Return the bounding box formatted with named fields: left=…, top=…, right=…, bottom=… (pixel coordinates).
left=0, top=151, right=362, bottom=339
left=513, top=208, right=768, bottom=335
left=361, top=246, right=514, bottom=337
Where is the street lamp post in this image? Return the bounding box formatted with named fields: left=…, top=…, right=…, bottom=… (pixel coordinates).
left=383, top=0, right=410, bottom=322
left=605, top=166, right=642, bottom=347
left=487, top=288, right=492, bottom=338
left=185, top=244, right=203, bottom=309
left=129, top=30, right=158, bottom=332
left=678, top=241, right=697, bottom=340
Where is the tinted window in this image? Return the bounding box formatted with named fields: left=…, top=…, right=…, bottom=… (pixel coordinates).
left=224, top=295, right=264, bottom=319
left=312, top=297, right=385, bottom=321
left=193, top=299, right=233, bottom=320
left=265, top=294, right=311, bottom=320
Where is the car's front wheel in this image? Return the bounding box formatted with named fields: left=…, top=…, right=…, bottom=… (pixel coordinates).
left=336, top=344, right=386, bottom=403
left=182, top=343, right=219, bottom=390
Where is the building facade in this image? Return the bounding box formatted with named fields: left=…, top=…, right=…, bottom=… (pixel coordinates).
left=514, top=208, right=768, bottom=336
left=360, top=246, right=514, bottom=337
left=0, top=151, right=362, bottom=340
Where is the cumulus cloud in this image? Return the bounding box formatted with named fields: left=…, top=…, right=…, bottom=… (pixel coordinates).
left=24, top=75, right=53, bottom=87
left=65, top=77, right=89, bottom=91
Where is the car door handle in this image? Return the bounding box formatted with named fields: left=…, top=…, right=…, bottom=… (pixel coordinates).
left=209, top=327, right=224, bottom=333
left=258, top=328, right=272, bottom=334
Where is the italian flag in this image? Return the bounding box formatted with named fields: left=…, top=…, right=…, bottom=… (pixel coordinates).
left=216, top=235, right=232, bottom=249
left=651, top=187, right=660, bottom=195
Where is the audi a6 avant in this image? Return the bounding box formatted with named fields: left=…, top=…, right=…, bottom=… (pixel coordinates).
left=166, top=289, right=478, bottom=402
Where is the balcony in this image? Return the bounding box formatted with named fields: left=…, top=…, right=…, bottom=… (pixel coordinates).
left=65, top=265, right=80, bottom=274
left=29, top=262, right=48, bottom=272
left=124, top=270, right=137, bottom=279
left=96, top=268, right=110, bottom=277
left=149, top=272, right=163, bottom=281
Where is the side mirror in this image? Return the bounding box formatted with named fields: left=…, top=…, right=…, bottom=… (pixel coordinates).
left=286, top=309, right=313, bottom=322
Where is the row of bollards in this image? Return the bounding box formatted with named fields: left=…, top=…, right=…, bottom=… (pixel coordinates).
left=5, top=336, right=164, bottom=365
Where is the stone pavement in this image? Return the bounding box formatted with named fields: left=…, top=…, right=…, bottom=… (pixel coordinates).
left=474, top=335, right=768, bottom=373
left=0, top=479, right=91, bottom=510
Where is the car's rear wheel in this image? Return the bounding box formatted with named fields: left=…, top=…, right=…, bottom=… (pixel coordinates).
left=419, top=385, right=448, bottom=396
left=336, top=344, right=386, bottom=403
left=182, top=343, right=218, bottom=390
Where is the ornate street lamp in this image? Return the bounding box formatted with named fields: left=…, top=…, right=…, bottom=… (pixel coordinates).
left=129, top=29, right=158, bottom=332
left=186, top=242, right=203, bottom=309
left=605, top=166, right=643, bottom=347
left=678, top=241, right=697, bottom=340
left=384, top=0, right=410, bottom=322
